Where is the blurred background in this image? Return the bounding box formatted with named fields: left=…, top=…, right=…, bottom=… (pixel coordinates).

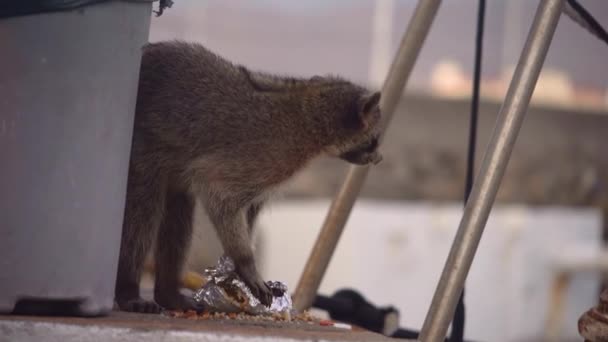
left=148, top=1, right=608, bottom=341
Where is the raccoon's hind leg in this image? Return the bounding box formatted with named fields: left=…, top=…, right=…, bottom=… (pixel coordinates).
left=153, top=190, right=200, bottom=311
left=115, top=168, right=166, bottom=314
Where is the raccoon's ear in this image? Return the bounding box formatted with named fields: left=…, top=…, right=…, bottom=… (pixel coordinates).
left=358, top=91, right=381, bottom=130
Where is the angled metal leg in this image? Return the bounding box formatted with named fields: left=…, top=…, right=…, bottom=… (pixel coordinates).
left=292, top=0, right=443, bottom=313
left=419, top=0, right=565, bottom=340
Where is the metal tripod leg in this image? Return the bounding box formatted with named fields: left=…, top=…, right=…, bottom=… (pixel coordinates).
left=292, top=0, right=443, bottom=313
left=419, top=0, right=565, bottom=340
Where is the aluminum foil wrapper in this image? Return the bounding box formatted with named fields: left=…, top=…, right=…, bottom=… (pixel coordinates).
left=193, top=256, right=293, bottom=317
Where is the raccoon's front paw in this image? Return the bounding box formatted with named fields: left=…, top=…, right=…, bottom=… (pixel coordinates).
left=236, top=264, right=273, bottom=306
left=249, top=278, right=273, bottom=307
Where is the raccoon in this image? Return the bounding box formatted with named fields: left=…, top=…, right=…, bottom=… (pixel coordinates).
left=115, top=41, right=382, bottom=313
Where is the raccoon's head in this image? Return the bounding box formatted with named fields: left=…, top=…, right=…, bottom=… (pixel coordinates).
left=311, top=78, right=383, bottom=166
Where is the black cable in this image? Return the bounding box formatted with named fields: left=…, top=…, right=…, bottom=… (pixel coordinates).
left=449, top=0, right=485, bottom=342
left=464, top=0, right=485, bottom=204
left=565, top=0, right=608, bottom=45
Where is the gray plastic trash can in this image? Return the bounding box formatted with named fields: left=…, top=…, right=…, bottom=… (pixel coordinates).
left=0, top=1, right=152, bottom=316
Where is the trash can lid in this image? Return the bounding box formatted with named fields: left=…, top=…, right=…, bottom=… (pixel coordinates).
left=0, top=0, right=157, bottom=20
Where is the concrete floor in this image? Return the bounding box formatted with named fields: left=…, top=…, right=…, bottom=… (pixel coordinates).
left=0, top=311, right=409, bottom=342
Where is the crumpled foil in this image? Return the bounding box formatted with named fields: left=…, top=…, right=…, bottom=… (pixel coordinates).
left=193, top=256, right=293, bottom=317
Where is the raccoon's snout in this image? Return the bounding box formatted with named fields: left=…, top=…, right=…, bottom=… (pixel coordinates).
left=336, top=135, right=382, bottom=165
left=364, top=150, right=383, bottom=165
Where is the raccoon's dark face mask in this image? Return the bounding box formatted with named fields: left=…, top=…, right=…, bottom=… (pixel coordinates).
left=339, top=135, right=382, bottom=165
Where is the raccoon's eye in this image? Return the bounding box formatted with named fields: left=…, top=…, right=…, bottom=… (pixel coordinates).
left=369, top=137, right=379, bottom=150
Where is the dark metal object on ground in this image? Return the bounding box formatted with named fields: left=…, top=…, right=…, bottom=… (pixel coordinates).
left=314, top=289, right=399, bottom=337
left=579, top=289, right=608, bottom=341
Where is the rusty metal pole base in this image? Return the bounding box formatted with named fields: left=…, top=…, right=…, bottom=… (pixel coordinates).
left=578, top=289, right=608, bottom=341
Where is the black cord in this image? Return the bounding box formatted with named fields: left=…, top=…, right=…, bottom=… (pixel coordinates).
left=449, top=0, right=485, bottom=341
left=565, top=0, right=608, bottom=45
left=464, top=0, right=485, bottom=204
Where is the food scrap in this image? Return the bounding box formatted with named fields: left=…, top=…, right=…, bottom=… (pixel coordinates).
left=165, top=309, right=321, bottom=324
left=319, top=319, right=333, bottom=326
left=192, top=256, right=293, bottom=317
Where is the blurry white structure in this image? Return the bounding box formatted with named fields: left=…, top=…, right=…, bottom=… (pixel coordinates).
left=501, top=0, right=525, bottom=73
left=429, top=60, right=469, bottom=98
left=258, top=200, right=601, bottom=342
left=368, top=0, right=394, bottom=89
left=499, top=65, right=575, bottom=107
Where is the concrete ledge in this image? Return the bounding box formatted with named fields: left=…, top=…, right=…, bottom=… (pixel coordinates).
left=0, top=312, right=409, bottom=342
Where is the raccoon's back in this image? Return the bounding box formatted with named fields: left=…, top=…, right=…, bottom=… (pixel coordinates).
left=137, top=41, right=247, bottom=111
left=134, top=41, right=254, bottom=150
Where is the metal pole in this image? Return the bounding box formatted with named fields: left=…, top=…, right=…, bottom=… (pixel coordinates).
left=292, top=0, right=443, bottom=313
left=419, top=0, right=564, bottom=340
